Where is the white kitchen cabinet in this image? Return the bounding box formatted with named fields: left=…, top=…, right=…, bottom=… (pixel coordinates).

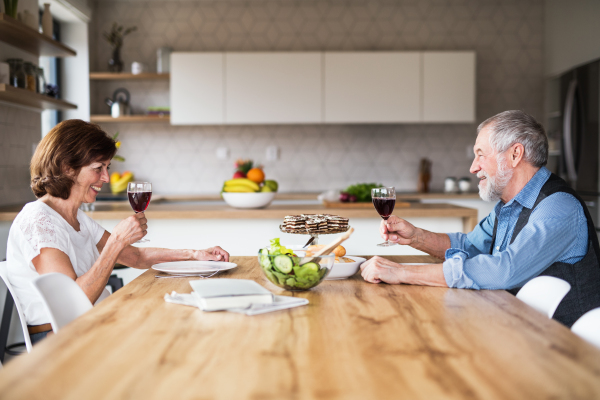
left=170, top=53, right=225, bottom=125
left=225, top=53, right=322, bottom=124
left=422, top=52, right=476, bottom=123
left=324, top=52, right=421, bottom=123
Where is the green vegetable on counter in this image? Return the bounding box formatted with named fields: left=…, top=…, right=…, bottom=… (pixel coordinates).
left=344, top=183, right=384, bottom=202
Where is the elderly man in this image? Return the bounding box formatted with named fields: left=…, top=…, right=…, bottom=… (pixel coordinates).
left=361, top=110, right=600, bottom=326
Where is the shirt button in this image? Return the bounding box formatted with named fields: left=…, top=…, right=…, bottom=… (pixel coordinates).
left=496, top=246, right=500, bottom=250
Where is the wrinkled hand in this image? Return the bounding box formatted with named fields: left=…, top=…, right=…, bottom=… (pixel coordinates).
left=381, top=216, right=417, bottom=245
left=195, top=246, right=230, bottom=262
left=360, top=256, right=405, bottom=284
left=111, top=213, right=147, bottom=247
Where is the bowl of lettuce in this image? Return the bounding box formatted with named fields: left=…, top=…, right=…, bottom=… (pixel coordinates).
left=258, top=238, right=334, bottom=291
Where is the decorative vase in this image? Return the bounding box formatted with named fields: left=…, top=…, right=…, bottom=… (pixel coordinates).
left=3, top=0, right=18, bottom=18
left=108, top=46, right=123, bottom=73
left=42, top=3, right=52, bottom=37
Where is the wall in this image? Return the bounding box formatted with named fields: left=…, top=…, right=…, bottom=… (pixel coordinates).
left=90, top=0, right=544, bottom=194
left=0, top=106, right=40, bottom=207
left=544, top=0, right=600, bottom=77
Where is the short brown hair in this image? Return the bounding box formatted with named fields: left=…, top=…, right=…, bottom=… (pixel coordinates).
left=30, top=119, right=117, bottom=199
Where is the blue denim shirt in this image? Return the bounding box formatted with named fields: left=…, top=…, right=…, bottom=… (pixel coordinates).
left=443, top=167, right=588, bottom=290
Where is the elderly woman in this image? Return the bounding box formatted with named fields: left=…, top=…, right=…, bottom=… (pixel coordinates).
left=6, top=119, right=229, bottom=343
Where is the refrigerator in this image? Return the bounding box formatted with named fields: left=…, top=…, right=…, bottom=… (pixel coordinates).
left=554, top=58, right=600, bottom=232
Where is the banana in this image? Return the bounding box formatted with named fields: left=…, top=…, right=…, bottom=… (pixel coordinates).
left=223, top=178, right=260, bottom=191
left=223, top=185, right=257, bottom=193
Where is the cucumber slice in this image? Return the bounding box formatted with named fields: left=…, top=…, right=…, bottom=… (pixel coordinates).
left=259, top=248, right=272, bottom=270
left=273, top=255, right=294, bottom=274
left=300, top=262, right=320, bottom=272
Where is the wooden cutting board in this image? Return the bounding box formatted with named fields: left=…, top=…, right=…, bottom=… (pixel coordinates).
left=322, top=201, right=411, bottom=208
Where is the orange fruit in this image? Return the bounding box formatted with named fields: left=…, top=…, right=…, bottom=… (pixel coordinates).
left=246, top=168, right=265, bottom=184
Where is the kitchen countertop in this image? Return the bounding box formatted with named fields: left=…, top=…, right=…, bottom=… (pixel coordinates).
left=0, top=197, right=480, bottom=231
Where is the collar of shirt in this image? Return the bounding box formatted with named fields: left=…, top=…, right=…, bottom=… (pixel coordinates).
left=494, top=166, right=551, bottom=214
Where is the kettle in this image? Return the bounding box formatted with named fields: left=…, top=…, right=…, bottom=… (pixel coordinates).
left=105, top=88, right=131, bottom=118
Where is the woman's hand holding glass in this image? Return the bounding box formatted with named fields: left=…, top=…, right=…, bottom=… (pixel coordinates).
left=110, top=213, right=148, bottom=247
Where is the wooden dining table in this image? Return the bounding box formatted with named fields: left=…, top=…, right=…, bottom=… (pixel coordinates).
left=0, top=256, right=599, bottom=399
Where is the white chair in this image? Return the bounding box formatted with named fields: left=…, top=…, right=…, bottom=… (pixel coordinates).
left=31, top=273, right=93, bottom=333
left=0, top=261, right=33, bottom=356
left=516, top=276, right=571, bottom=318
left=572, top=307, right=600, bottom=349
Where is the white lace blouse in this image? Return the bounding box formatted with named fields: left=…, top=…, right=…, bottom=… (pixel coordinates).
left=6, top=201, right=105, bottom=325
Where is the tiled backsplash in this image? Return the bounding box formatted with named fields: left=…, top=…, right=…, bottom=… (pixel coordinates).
left=91, top=0, right=543, bottom=194
left=0, top=105, right=39, bottom=207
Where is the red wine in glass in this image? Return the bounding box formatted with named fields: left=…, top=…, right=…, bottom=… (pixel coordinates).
left=128, top=191, right=152, bottom=213
left=373, top=198, right=396, bottom=220
left=371, top=187, right=397, bottom=247
left=127, top=181, right=152, bottom=243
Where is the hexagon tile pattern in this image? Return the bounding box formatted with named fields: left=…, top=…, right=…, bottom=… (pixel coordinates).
left=91, top=0, right=544, bottom=194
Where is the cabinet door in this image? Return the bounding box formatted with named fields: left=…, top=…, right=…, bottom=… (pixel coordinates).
left=170, top=53, right=224, bottom=125
left=324, top=52, right=421, bottom=123
left=423, top=52, right=476, bottom=123
left=225, top=53, right=322, bottom=124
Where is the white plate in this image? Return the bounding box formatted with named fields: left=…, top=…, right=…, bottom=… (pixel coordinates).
left=151, top=261, right=237, bottom=275
left=325, top=256, right=366, bottom=280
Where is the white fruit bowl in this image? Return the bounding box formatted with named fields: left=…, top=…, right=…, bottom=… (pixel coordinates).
left=222, top=192, right=276, bottom=209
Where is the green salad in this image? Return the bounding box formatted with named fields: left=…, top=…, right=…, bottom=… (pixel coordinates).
left=259, top=238, right=328, bottom=290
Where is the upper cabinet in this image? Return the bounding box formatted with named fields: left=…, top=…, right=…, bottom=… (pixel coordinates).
left=423, top=52, right=476, bottom=123
left=170, top=51, right=476, bottom=125
left=171, top=53, right=224, bottom=125
left=225, top=53, right=322, bottom=124
left=324, top=52, right=421, bottom=123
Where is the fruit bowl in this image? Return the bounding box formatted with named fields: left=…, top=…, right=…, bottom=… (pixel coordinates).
left=222, top=192, right=276, bottom=209
left=258, top=251, right=334, bottom=291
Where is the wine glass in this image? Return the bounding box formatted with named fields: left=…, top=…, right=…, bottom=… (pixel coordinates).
left=127, top=181, right=152, bottom=243
left=371, top=186, right=397, bottom=247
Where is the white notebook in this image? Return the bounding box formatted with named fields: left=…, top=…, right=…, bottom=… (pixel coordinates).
left=189, top=279, right=273, bottom=311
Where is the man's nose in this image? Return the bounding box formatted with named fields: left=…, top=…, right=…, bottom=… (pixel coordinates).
left=469, top=158, right=479, bottom=174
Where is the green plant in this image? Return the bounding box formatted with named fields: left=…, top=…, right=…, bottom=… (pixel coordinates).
left=3, top=0, right=19, bottom=18
left=102, top=22, right=137, bottom=49
left=112, top=132, right=125, bottom=162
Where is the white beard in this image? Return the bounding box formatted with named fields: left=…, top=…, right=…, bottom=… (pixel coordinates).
left=478, top=157, right=513, bottom=202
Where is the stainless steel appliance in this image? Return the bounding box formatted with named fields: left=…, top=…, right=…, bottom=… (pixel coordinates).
left=555, top=59, right=600, bottom=230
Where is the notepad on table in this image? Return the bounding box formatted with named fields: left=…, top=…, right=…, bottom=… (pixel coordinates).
left=189, top=279, right=273, bottom=311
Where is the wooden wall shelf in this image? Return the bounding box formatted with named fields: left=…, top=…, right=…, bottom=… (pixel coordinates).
left=0, top=84, right=77, bottom=110
left=90, top=115, right=170, bottom=123
left=0, top=13, right=76, bottom=57
left=90, top=73, right=170, bottom=80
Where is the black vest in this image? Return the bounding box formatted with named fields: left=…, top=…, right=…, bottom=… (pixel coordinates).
left=490, top=173, right=600, bottom=327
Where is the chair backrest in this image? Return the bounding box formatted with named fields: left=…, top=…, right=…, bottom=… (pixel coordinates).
left=0, top=261, right=33, bottom=352
left=571, top=307, right=600, bottom=349
left=30, top=273, right=93, bottom=333
left=516, top=276, right=571, bottom=318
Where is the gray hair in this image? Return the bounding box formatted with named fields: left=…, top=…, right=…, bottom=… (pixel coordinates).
left=477, top=110, right=548, bottom=167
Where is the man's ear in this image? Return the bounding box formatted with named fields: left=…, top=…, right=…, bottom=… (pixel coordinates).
left=510, top=143, right=525, bottom=167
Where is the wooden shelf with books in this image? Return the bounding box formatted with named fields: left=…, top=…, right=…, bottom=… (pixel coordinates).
left=0, top=13, right=76, bottom=57
left=89, top=72, right=170, bottom=80
left=90, top=115, right=170, bottom=123
left=0, top=84, right=77, bottom=110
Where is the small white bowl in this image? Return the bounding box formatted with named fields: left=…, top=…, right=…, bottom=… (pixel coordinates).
left=325, top=256, right=366, bottom=280
left=222, top=192, right=276, bottom=209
